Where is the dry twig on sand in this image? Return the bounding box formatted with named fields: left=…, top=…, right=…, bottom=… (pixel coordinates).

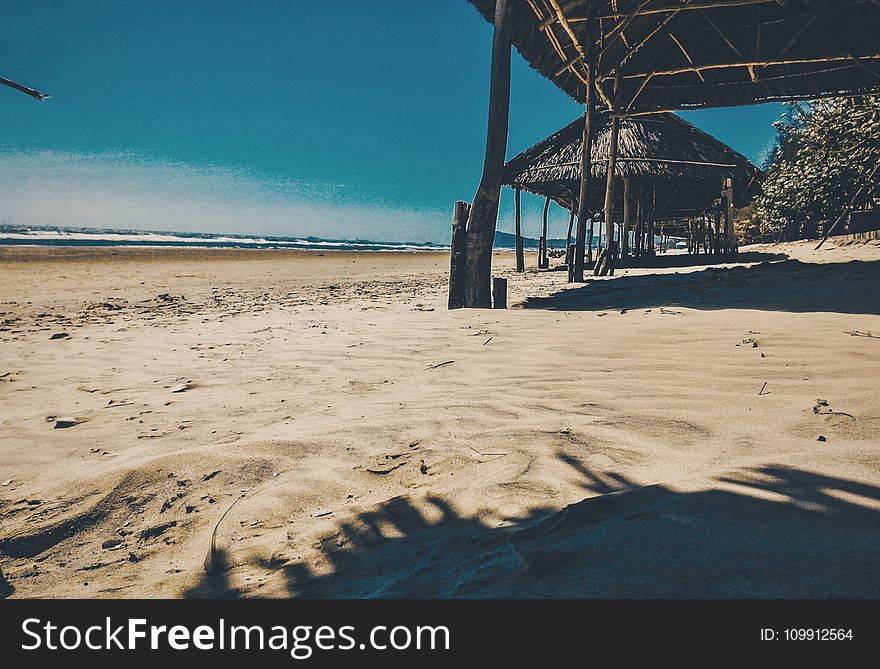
left=425, top=360, right=455, bottom=371
left=469, top=445, right=507, bottom=460
left=843, top=330, right=879, bottom=339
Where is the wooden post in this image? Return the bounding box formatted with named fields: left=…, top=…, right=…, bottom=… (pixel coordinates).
left=463, top=0, right=511, bottom=308
left=565, top=208, right=575, bottom=257
left=587, top=218, right=595, bottom=263
left=492, top=277, right=507, bottom=309
left=572, top=45, right=596, bottom=282
left=622, top=176, right=632, bottom=267
left=595, top=114, right=621, bottom=276
left=723, top=176, right=736, bottom=255
left=714, top=205, right=721, bottom=255
left=634, top=185, right=643, bottom=259
left=647, top=182, right=656, bottom=257
left=540, top=196, right=550, bottom=269
left=514, top=187, right=524, bottom=272
left=448, top=200, right=470, bottom=310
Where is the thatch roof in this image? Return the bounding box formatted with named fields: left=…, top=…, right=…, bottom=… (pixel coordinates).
left=469, top=1, right=880, bottom=113
left=504, top=112, right=761, bottom=218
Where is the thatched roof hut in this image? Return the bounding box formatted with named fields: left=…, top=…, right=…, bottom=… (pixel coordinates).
left=453, top=1, right=880, bottom=303
left=504, top=111, right=761, bottom=221
left=468, top=1, right=880, bottom=114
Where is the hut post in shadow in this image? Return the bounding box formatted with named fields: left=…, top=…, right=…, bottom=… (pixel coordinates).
left=621, top=176, right=632, bottom=267
left=514, top=186, right=525, bottom=272
left=565, top=206, right=575, bottom=265
left=539, top=196, right=550, bottom=269
left=595, top=113, right=621, bottom=276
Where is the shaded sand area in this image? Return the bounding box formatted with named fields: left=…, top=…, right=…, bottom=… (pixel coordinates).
left=1, top=240, right=879, bottom=598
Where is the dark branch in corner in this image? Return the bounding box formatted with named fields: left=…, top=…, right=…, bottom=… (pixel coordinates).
left=0, top=76, right=50, bottom=101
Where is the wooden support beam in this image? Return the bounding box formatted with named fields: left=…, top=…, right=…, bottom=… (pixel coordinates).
left=647, top=182, right=656, bottom=257
left=700, top=10, right=746, bottom=61
left=634, top=185, right=644, bottom=258
left=492, top=277, right=508, bottom=309
left=587, top=218, right=596, bottom=262
left=604, top=53, right=880, bottom=82
left=464, top=0, right=511, bottom=308
left=572, top=44, right=597, bottom=282
left=448, top=201, right=470, bottom=310
left=622, top=176, right=632, bottom=266
left=723, top=176, right=736, bottom=255
left=540, top=195, right=551, bottom=269
left=593, top=0, right=786, bottom=20
left=595, top=114, right=621, bottom=276
left=777, top=0, right=832, bottom=59
left=514, top=187, right=525, bottom=272
left=669, top=32, right=706, bottom=81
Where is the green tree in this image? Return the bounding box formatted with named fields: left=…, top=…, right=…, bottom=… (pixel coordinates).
left=755, top=96, right=879, bottom=240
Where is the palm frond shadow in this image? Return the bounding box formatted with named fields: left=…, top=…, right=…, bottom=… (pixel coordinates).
left=184, top=457, right=880, bottom=598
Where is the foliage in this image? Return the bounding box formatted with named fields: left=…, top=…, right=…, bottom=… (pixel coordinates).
left=754, top=96, right=880, bottom=240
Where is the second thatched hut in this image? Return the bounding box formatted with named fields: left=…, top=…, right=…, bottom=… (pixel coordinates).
left=504, top=112, right=762, bottom=273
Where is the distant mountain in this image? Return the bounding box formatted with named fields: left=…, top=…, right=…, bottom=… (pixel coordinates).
left=494, top=230, right=569, bottom=249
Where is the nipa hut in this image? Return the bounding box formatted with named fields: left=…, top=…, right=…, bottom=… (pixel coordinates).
left=450, top=0, right=880, bottom=309
left=504, top=111, right=761, bottom=272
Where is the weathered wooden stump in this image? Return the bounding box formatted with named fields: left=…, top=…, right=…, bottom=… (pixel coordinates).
left=448, top=200, right=470, bottom=310
left=492, top=277, right=507, bottom=309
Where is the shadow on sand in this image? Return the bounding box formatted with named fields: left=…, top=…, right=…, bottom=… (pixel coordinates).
left=183, top=458, right=880, bottom=599
left=523, top=258, right=880, bottom=315
left=623, top=250, right=787, bottom=270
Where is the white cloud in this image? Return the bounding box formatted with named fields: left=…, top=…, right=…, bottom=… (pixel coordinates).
left=0, top=151, right=448, bottom=243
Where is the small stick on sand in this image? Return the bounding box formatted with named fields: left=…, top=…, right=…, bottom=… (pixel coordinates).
left=843, top=330, right=879, bottom=339
left=758, top=382, right=768, bottom=396
left=469, top=445, right=507, bottom=459
left=205, top=481, right=262, bottom=573
left=425, top=360, right=455, bottom=370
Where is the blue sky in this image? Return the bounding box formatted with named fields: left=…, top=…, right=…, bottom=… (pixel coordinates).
left=0, top=0, right=783, bottom=243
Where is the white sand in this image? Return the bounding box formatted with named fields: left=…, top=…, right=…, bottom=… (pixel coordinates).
left=1, top=239, right=878, bottom=598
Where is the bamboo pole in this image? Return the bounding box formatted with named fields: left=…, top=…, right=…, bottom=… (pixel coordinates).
left=514, top=187, right=525, bottom=272
left=622, top=176, right=632, bottom=266
left=565, top=207, right=575, bottom=261
left=463, top=0, right=511, bottom=308
left=556, top=0, right=778, bottom=23
left=595, top=114, right=621, bottom=276
left=540, top=196, right=550, bottom=269
left=605, top=53, right=880, bottom=83
left=635, top=185, right=643, bottom=258
left=723, top=176, right=736, bottom=255
left=571, top=20, right=596, bottom=282
left=647, top=182, right=656, bottom=256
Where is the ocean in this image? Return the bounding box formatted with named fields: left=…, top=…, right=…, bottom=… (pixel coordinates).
left=0, top=226, right=448, bottom=252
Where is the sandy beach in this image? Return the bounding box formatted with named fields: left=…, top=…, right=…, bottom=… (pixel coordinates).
left=1, top=240, right=879, bottom=598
